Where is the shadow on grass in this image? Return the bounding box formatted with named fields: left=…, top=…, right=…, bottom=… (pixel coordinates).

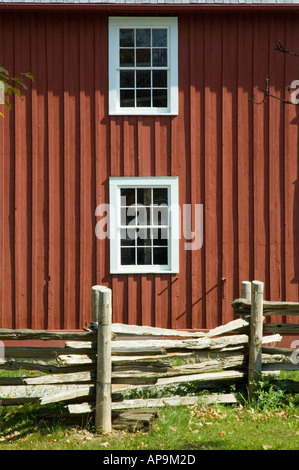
left=178, top=439, right=233, bottom=450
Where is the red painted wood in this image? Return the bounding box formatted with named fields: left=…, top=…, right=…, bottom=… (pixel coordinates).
left=0, top=10, right=299, bottom=330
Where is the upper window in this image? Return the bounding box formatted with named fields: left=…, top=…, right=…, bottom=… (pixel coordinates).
left=109, top=17, right=178, bottom=116
left=109, top=177, right=179, bottom=274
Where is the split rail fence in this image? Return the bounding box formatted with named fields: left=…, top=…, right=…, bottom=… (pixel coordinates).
left=0, top=281, right=298, bottom=432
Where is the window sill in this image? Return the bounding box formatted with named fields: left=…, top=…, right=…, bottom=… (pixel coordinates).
left=109, top=110, right=178, bottom=116
left=110, top=267, right=179, bottom=274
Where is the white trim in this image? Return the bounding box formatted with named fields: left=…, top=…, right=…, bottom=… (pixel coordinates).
left=108, top=17, right=178, bottom=116
left=109, top=177, right=179, bottom=274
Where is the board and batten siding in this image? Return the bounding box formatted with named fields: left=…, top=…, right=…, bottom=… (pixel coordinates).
left=0, top=9, right=299, bottom=330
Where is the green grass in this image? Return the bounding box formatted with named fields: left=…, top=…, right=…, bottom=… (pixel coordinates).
left=0, top=371, right=298, bottom=450
left=0, top=401, right=298, bottom=450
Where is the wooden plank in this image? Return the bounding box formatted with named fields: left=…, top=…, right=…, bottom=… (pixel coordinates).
left=14, top=14, right=30, bottom=329
left=0, top=384, right=94, bottom=403
left=261, top=334, right=282, bottom=344
left=268, top=13, right=285, bottom=324
left=30, top=15, right=47, bottom=330
left=171, top=356, right=247, bottom=373
left=0, top=329, right=96, bottom=341
left=46, top=14, right=63, bottom=330
left=0, top=358, right=96, bottom=374
left=112, top=360, right=170, bottom=373
left=207, top=318, right=250, bottom=337
left=111, top=356, right=248, bottom=385
left=67, top=393, right=238, bottom=414
left=263, top=324, right=299, bottom=334
left=262, top=363, right=299, bottom=372
left=111, top=393, right=238, bottom=410
left=0, top=15, right=14, bottom=329
left=221, top=15, right=238, bottom=326
left=155, top=370, right=245, bottom=386
left=117, top=370, right=246, bottom=393
left=112, top=408, right=159, bottom=432
left=4, top=346, right=96, bottom=358
left=23, top=371, right=95, bottom=385
left=237, top=15, right=253, bottom=298
left=203, top=13, right=221, bottom=330
left=67, top=403, right=93, bottom=414
left=112, top=323, right=206, bottom=338
left=111, top=334, right=276, bottom=354
left=78, top=16, right=95, bottom=330
left=232, top=298, right=299, bottom=315
left=111, top=335, right=249, bottom=354
left=262, top=346, right=297, bottom=357
left=40, top=386, right=95, bottom=405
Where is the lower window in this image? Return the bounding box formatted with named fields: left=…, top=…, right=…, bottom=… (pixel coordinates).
left=109, top=177, right=179, bottom=274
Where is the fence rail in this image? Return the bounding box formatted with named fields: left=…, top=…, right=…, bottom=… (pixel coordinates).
left=0, top=281, right=298, bottom=432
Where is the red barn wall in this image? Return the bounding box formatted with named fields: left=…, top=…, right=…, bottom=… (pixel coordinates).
left=1, top=9, right=299, bottom=330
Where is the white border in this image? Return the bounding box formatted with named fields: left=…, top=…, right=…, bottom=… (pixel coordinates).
left=108, top=17, right=178, bottom=116
left=109, top=177, right=179, bottom=274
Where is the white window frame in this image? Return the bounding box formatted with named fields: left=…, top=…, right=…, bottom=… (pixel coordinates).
left=109, top=177, right=179, bottom=274
left=108, top=16, right=178, bottom=116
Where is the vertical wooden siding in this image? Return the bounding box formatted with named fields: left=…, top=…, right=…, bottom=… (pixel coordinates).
left=1, top=10, right=299, bottom=330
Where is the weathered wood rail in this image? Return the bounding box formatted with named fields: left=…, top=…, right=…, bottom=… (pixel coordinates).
left=0, top=281, right=298, bottom=432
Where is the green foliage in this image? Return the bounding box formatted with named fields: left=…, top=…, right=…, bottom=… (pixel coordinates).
left=0, top=66, right=34, bottom=116
left=242, top=374, right=299, bottom=412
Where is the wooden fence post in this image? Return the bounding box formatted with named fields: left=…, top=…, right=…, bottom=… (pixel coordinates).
left=248, top=280, right=264, bottom=396
left=241, top=281, right=251, bottom=302
left=93, top=285, right=112, bottom=433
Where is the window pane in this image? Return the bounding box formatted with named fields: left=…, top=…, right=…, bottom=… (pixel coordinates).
left=120, top=49, right=135, bottom=67
left=136, top=206, right=151, bottom=225
left=137, top=228, right=151, bottom=246
left=153, top=247, right=168, bottom=265
left=152, top=29, right=167, bottom=47
left=121, top=248, right=135, bottom=265
left=153, top=70, right=167, bottom=88
left=120, top=29, right=135, bottom=47
left=137, top=247, right=152, bottom=265
left=153, top=89, right=167, bottom=108
left=153, top=206, right=168, bottom=225
left=137, top=188, right=151, bottom=205
left=136, top=49, right=151, bottom=67
left=120, top=89, right=135, bottom=107
left=152, top=49, right=167, bottom=67
left=120, top=71, right=135, bottom=88
left=153, top=188, right=168, bottom=205
left=136, top=70, right=151, bottom=88
left=153, top=228, right=168, bottom=246
left=120, top=228, right=136, bottom=246
left=121, top=207, right=136, bottom=225
left=136, top=89, right=151, bottom=107
left=121, top=188, right=135, bottom=206
left=136, top=29, right=151, bottom=47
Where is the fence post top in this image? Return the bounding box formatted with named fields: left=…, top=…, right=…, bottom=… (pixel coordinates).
left=251, top=280, right=264, bottom=292
left=92, top=285, right=112, bottom=293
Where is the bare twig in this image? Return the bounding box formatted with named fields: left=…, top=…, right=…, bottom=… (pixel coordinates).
left=275, top=40, right=299, bottom=58
left=249, top=74, right=299, bottom=106
left=250, top=40, right=299, bottom=106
